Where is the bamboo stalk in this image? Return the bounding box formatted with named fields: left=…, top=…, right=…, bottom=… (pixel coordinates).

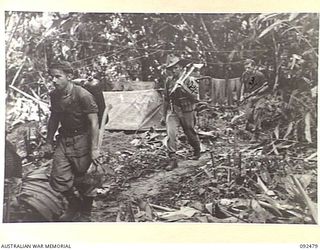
left=291, top=175, right=318, bottom=224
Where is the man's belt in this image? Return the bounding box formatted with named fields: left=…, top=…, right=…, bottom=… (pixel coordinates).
left=171, top=96, right=190, bottom=105
left=59, top=127, right=88, bottom=137
left=170, top=97, right=194, bottom=112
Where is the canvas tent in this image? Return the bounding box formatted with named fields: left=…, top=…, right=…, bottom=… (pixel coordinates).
left=102, top=77, right=242, bottom=131
left=103, top=89, right=164, bottom=131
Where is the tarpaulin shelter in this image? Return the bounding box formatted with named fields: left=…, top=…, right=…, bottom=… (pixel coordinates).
left=103, top=89, right=164, bottom=131
left=102, top=77, right=242, bottom=131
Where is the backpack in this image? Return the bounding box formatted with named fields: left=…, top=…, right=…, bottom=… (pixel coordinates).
left=73, top=79, right=108, bottom=127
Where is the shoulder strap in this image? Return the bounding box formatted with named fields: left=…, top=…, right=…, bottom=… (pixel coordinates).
left=71, top=84, right=82, bottom=104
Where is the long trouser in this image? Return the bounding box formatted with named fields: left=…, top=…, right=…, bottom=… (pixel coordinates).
left=50, top=133, right=95, bottom=221
left=245, top=98, right=264, bottom=139
left=165, top=107, right=200, bottom=157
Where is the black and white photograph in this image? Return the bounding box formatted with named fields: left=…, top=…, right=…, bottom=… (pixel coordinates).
left=3, top=11, right=318, bottom=224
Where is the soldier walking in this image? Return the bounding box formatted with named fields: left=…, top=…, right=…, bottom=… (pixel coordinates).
left=161, top=56, right=201, bottom=171
left=43, top=61, right=100, bottom=222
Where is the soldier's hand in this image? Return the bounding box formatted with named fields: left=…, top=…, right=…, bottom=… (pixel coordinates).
left=91, top=149, right=101, bottom=166
left=87, top=162, right=105, bottom=174
left=87, top=163, right=97, bottom=174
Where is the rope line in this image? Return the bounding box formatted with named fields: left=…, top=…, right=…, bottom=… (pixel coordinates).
left=73, top=49, right=162, bottom=71
left=69, top=36, right=148, bottom=65
left=45, top=37, right=270, bottom=54
left=70, top=47, right=269, bottom=70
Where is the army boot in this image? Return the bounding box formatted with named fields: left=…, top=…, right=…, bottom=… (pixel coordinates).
left=78, top=196, right=93, bottom=222
left=59, top=190, right=81, bottom=222
left=190, top=145, right=201, bottom=160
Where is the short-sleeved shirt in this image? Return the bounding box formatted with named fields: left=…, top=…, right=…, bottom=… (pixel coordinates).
left=241, top=70, right=266, bottom=94
left=50, top=84, right=98, bottom=133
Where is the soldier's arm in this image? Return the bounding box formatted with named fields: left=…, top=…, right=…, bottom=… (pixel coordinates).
left=46, top=112, right=59, bottom=145
left=87, top=113, right=100, bottom=165
left=91, top=89, right=106, bottom=126
left=78, top=86, right=100, bottom=164
left=162, top=80, right=169, bottom=120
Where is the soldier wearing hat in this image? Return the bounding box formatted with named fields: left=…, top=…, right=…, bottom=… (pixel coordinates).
left=161, top=56, right=201, bottom=171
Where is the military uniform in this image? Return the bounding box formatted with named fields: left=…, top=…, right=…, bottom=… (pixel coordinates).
left=163, top=75, right=201, bottom=165
left=49, top=83, right=98, bottom=220
left=241, top=69, right=266, bottom=94
left=241, top=69, right=267, bottom=137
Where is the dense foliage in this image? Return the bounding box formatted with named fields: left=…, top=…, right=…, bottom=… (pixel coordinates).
left=6, top=12, right=318, bottom=86
left=4, top=12, right=318, bottom=224
left=5, top=12, right=318, bottom=143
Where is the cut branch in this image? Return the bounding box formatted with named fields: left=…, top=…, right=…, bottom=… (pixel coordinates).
left=9, top=85, right=49, bottom=107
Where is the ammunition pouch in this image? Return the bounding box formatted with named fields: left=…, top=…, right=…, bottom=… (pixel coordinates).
left=172, top=97, right=194, bottom=112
